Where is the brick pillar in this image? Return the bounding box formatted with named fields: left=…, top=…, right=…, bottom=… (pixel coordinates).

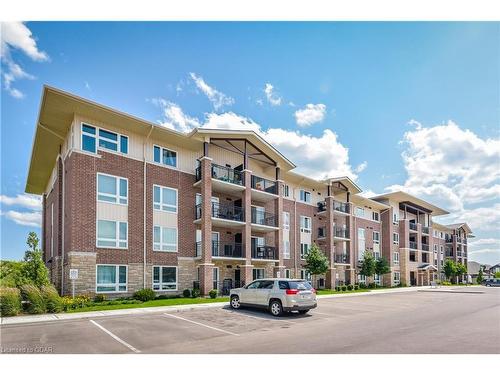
left=241, top=170, right=253, bottom=281
left=240, top=265, right=253, bottom=286
left=199, top=156, right=213, bottom=295
left=324, top=196, right=336, bottom=289
left=273, top=180, right=285, bottom=277
left=416, top=223, right=422, bottom=262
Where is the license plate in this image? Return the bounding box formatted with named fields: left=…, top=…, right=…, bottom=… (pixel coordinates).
left=301, top=294, right=310, bottom=299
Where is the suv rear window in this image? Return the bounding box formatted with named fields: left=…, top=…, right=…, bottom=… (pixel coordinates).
left=278, top=280, right=312, bottom=290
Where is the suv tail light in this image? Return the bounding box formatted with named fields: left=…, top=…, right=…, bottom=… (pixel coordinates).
left=311, top=288, right=316, bottom=294
left=286, top=289, right=299, bottom=295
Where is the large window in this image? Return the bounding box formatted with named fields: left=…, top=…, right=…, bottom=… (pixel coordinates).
left=153, top=185, right=177, bottom=213
left=213, top=267, right=219, bottom=290
left=393, top=251, right=399, bottom=265
left=152, top=266, right=177, bottom=291
left=300, top=243, right=309, bottom=259
left=373, top=231, right=380, bottom=244
left=97, top=220, right=127, bottom=248
left=393, top=232, right=399, bottom=245
left=393, top=212, right=399, bottom=224
left=284, top=240, right=290, bottom=259
left=96, top=265, right=127, bottom=293
left=153, top=145, right=177, bottom=168
left=282, top=184, right=291, bottom=198
left=97, top=173, right=128, bottom=205
left=153, top=226, right=177, bottom=252
left=300, top=216, right=311, bottom=233
left=355, top=207, right=365, bottom=218
left=299, top=189, right=311, bottom=203
left=253, top=268, right=265, bottom=280
left=82, top=123, right=128, bottom=154
left=283, top=212, right=290, bottom=230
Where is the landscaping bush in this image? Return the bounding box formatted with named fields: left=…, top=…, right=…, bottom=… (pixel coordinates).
left=347, top=284, right=353, bottom=291
left=441, top=281, right=452, bottom=286
left=0, top=287, right=22, bottom=316
left=182, top=289, right=191, bottom=298
left=335, top=286, right=341, bottom=292
left=156, top=294, right=181, bottom=300
left=61, top=295, right=92, bottom=311
left=353, top=284, right=359, bottom=290
left=133, top=288, right=156, bottom=302
left=359, top=283, right=367, bottom=289
left=341, top=285, right=347, bottom=292
left=41, top=285, right=63, bottom=313
left=368, top=283, right=376, bottom=289
left=94, top=294, right=106, bottom=303
left=21, top=284, right=46, bottom=314
left=191, top=288, right=200, bottom=298
left=208, top=289, right=218, bottom=299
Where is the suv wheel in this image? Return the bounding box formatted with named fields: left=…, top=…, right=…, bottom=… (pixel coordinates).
left=269, top=300, right=283, bottom=317
left=230, top=295, right=241, bottom=309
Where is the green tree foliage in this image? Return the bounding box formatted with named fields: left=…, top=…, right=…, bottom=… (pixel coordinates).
left=443, top=260, right=457, bottom=281
left=494, top=271, right=500, bottom=279
left=359, top=251, right=376, bottom=278
left=0, top=261, right=29, bottom=287
left=304, top=244, right=329, bottom=277
left=477, top=267, right=484, bottom=283
left=22, top=232, right=49, bottom=288
left=375, top=256, right=391, bottom=276
left=455, top=263, right=467, bottom=278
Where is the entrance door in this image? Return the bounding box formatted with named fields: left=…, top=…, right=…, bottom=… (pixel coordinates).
left=410, top=271, right=416, bottom=286
left=235, top=269, right=241, bottom=288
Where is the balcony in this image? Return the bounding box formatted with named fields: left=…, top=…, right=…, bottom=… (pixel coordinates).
left=334, top=254, right=350, bottom=264
left=251, top=245, right=278, bottom=260
left=317, top=201, right=327, bottom=213
left=334, top=228, right=350, bottom=240
left=195, top=164, right=245, bottom=193
left=446, top=250, right=454, bottom=257
left=195, top=241, right=244, bottom=258
left=409, top=222, right=417, bottom=231
left=409, top=241, right=418, bottom=250
left=422, top=244, right=430, bottom=252
left=251, top=207, right=278, bottom=232
left=194, top=201, right=245, bottom=227
left=409, top=251, right=417, bottom=262
left=251, top=175, right=278, bottom=201
left=333, top=201, right=350, bottom=215
left=422, top=226, right=430, bottom=235
left=317, top=227, right=327, bottom=239
left=445, top=237, right=453, bottom=243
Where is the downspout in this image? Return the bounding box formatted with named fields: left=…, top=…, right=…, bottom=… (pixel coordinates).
left=294, top=197, right=297, bottom=276
left=143, top=126, right=154, bottom=288
left=60, top=154, right=65, bottom=295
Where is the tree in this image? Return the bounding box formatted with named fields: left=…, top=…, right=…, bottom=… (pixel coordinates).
left=359, top=251, right=376, bottom=279
left=0, top=261, right=29, bottom=287
left=477, top=266, right=484, bottom=284
left=22, top=232, right=49, bottom=287
left=494, top=271, right=500, bottom=279
left=304, top=244, right=329, bottom=288
left=443, top=260, right=457, bottom=282
left=375, top=256, right=391, bottom=276
left=455, top=263, right=467, bottom=283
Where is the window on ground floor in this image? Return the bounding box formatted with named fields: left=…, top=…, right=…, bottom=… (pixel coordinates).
left=358, top=274, right=366, bottom=284
left=300, top=243, right=310, bottom=259
left=300, top=269, right=311, bottom=281
left=213, top=267, right=219, bottom=290
left=393, top=272, right=400, bottom=285
left=152, top=266, right=177, bottom=291
left=285, top=269, right=291, bottom=278
left=96, top=265, right=127, bottom=293
left=253, top=268, right=265, bottom=280
left=374, top=274, right=381, bottom=285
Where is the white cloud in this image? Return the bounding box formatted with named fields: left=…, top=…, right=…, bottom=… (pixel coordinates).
left=1, top=22, right=49, bottom=98
left=294, top=104, right=326, bottom=127
left=467, top=238, right=500, bottom=259
left=189, top=72, right=234, bottom=111
left=84, top=81, right=91, bottom=91
left=0, top=193, right=42, bottom=211
left=2, top=210, right=41, bottom=227
left=355, top=161, right=368, bottom=173
left=442, top=204, right=500, bottom=232
left=358, top=190, right=378, bottom=198
left=264, top=83, right=282, bottom=106
left=202, top=112, right=261, bottom=132
left=150, top=98, right=201, bottom=133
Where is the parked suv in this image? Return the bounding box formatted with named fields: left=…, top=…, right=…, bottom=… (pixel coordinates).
left=229, top=278, right=317, bottom=316
left=484, top=278, right=500, bottom=287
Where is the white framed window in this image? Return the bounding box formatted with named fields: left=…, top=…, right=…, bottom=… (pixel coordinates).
left=373, top=231, right=380, bottom=244
left=283, top=212, right=290, bottom=230
left=97, top=173, right=128, bottom=205
left=284, top=240, right=290, bottom=259
left=374, top=274, right=381, bottom=285
left=96, top=265, right=127, bottom=293
left=300, top=269, right=311, bottom=281
left=434, top=258, right=438, bottom=266
left=253, top=268, right=265, bottom=280
left=300, top=216, right=311, bottom=233
left=358, top=274, right=367, bottom=284
left=374, top=251, right=381, bottom=260
left=355, top=207, right=365, bottom=218
left=153, top=226, right=177, bottom=252
left=393, top=212, right=399, bottom=224
left=97, top=220, right=127, bottom=248
left=393, top=271, right=400, bottom=285
left=153, top=185, right=177, bottom=213
left=433, top=229, right=438, bottom=237
left=283, top=184, right=291, bottom=198
left=153, top=145, right=177, bottom=168
left=393, top=232, right=399, bottom=245
left=440, top=245, right=444, bottom=254
left=300, top=243, right=310, bottom=259
left=393, top=251, right=399, bottom=265
left=299, top=189, right=311, bottom=203
left=81, top=123, right=128, bottom=154
left=433, top=244, right=438, bottom=253
left=285, top=269, right=291, bottom=278
left=372, top=212, right=380, bottom=221
left=152, top=266, right=177, bottom=291
left=440, top=231, right=444, bottom=239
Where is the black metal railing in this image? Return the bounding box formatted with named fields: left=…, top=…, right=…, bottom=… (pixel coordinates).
left=317, top=201, right=326, bottom=212
left=251, top=175, right=277, bottom=195
left=334, top=228, right=349, bottom=239
left=251, top=207, right=277, bottom=227
left=334, top=254, right=349, bottom=264
left=251, top=245, right=278, bottom=260
left=409, top=241, right=418, bottom=249
left=194, top=202, right=244, bottom=222
left=211, top=164, right=243, bottom=186
left=409, top=222, right=417, bottom=231
left=457, top=237, right=462, bottom=244
left=195, top=241, right=244, bottom=258
left=409, top=252, right=417, bottom=262
left=318, top=227, right=327, bottom=238
left=195, top=166, right=202, bottom=181
left=333, top=201, right=350, bottom=214
left=445, top=236, right=453, bottom=243
left=422, top=226, right=430, bottom=234
left=422, top=244, right=430, bottom=251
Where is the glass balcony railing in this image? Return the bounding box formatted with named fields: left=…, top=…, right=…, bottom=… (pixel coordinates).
left=251, top=245, right=278, bottom=260
left=211, top=164, right=243, bottom=185
left=195, top=202, right=244, bottom=222
left=251, top=175, right=277, bottom=195
left=333, top=201, right=350, bottom=214
left=251, top=207, right=277, bottom=227
left=409, top=241, right=418, bottom=249
left=334, top=228, right=349, bottom=239
left=409, top=222, right=417, bottom=231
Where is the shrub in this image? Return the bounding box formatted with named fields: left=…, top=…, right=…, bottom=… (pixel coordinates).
left=341, top=285, right=347, bottom=292
left=133, top=288, right=156, bottom=302
left=41, top=285, right=63, bottom=313
left=0, top=287, right=22, bottom=316
left=353, top=284, right=359, bottom=290
left=335, top=286, right=341, bottom=292
left=368, top=283, right=376, bottom=289
left=182, top=289, right=191, bottom=298
left=208, top=289, right=218, bottom=299
left=347, top=284, right=353, bottom=291
left=191, top=288, right=200, bottom=298
left=441, top=281, right=452, bottom=286
left=61, top=295, right=92, bottom=311
left=156, top=294, right=181, bottom=300
left=359, top=283, right=367, bottom=289
left=21, top=284, right=46, bottom=314
left=94, top=294, right=106, bottom=303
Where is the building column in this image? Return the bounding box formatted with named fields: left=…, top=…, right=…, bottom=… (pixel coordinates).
left=325, top=195, right=336, bottom=289
left=199, top=156, right=213, bottom=295
left=273, top=177, right=284, bottom=277
left=242, top=169, right=253, bottom=280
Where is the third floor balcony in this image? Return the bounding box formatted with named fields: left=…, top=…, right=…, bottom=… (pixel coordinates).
left=334, top=227, right=350, bottom=241
left=409, top=222, right=418, bottom=231
left=195, top=201, right=245, bottom=228
left=251, top=175, right=278, bottom=201
left=317, top=200, right=350, bottom=215
left=251, top=207, right=278, bottom=232
left=195, top=164, right=245, bottom=194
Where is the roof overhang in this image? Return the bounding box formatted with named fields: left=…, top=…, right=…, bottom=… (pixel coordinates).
left=418, top=264, right=438, bottom=271
left=371, top=191, right=449, bottom=216
left=325, top=176, right=362, bottom=195
left=350, top=195, right=391, bottom=211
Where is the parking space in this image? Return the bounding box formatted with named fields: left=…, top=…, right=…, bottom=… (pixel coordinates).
left=1, top=287, right=499, bottom=354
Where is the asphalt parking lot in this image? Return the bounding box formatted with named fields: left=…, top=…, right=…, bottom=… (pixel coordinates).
left=1, top=287, right=499, bottom=354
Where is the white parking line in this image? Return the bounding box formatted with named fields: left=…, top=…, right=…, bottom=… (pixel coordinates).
left=163, top=313, right=240, bottom=336
left=89, top=320, right=141, bottom=353
left=221, top=309, right=273, bottom=321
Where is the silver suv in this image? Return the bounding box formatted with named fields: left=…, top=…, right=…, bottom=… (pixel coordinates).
left=229, top=278, right=317, bottom=316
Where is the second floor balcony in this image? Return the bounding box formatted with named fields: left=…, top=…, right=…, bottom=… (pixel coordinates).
left=422, top=226, right=430, bottom=235
left=334, top=253, right=350, bottom=264
left=195, top=201, right=245, bottom=227
left=195, top=241, right=244, bottom=258
left=422, top=244, right=430, bottom=252
left=251, top=245, right=278, bottom=260
left=251, top=207, right=278, bottom=232
left=409, top=241, right=418, bottom=250
left=334, top=227, right=350, bottom=240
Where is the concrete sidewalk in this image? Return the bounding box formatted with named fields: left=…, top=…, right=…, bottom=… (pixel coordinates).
left=1, top=285, right=466, bottom=326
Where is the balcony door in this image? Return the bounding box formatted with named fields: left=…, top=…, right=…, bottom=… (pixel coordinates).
left=212, top=232, right=220, bottom=256
left=251, top=236, right=265, bottom=257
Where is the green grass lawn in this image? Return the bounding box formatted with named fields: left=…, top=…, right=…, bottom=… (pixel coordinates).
left=68, top=296, right=230, bottom=313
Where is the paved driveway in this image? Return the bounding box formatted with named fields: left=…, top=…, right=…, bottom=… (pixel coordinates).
left=1, top=287, right=499, bottom=354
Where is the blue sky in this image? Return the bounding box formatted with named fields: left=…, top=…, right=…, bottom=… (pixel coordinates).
left=1, top=22, right=499, bottom=264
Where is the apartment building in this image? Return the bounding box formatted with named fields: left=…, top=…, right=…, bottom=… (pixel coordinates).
left=26, top=86, right=472, bottom=296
